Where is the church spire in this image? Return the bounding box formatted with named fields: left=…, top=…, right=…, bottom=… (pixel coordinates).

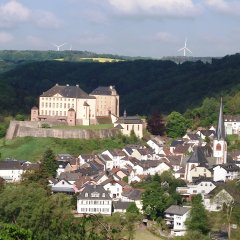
left=216, top=97, right=225, bottom=141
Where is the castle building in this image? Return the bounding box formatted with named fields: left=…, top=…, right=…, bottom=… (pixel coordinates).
left=90, top=86, right=119, bottom=117
left=31, top=84, right=119, bottom=126
left=213, top=98, right=227, bottom=165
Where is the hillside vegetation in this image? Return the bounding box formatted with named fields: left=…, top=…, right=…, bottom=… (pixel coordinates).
left=1, top=53, right=240, bottom=116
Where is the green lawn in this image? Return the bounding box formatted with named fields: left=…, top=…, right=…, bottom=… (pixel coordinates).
left=0, top=135, right=133, bottom=162
left=134, top=227, right=163, bottom=240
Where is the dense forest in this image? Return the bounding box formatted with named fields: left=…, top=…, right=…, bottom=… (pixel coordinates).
left=1, top=52, right=240, bottom=116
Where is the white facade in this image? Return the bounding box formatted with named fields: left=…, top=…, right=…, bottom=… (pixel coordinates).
left=77, top=185, right=112, bottom=215
left=164, top=206, right=190, bottom=237
left=213, top=165, right=240, bottom=182
left=177, top=181, right=216, bottom=196
left=213, top=140, right=227, bottom=165
left=147, top=140, right=163, bottom=154
left=0, top=169, right=23, bottom=182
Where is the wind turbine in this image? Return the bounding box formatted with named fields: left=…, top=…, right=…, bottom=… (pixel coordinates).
left=52, top=43, right=66, bottom=51
left=178, top=38, right=192, bottom=57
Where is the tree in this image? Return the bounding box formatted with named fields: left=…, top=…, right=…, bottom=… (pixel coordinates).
left=0, top=177, right=5, bottom=193
left=0, top=223, right=32, bottom=240
left=166, top=111, right=188, bottom=138
left=41, top=148, right=57, bottom=178
left=126, top=203, right=139, bottom=215
left=185, top=194, right=209, bottom=235
left=147, top=112, right=165, bottom=136
left=141, top=187, right=174, bottom=220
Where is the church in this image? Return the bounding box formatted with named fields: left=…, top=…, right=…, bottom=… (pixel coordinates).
left=31, top=84, right=119, bottom=126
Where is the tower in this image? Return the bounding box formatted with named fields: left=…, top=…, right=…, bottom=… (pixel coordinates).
left=213, top=98, right=227, bottom=165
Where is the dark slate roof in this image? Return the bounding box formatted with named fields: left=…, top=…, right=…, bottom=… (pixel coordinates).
left=40, top=84, right=95, bottom=99
left=113, top=201, right=131, bottom=210
left=220, top=163, right=240, bottom=172
left=0, top=160, right=23, bottom=170
left=164, top=205, right=190, bottom=216
left=75, top=167, right=99, bottom=177
left=56, top=153, right=75, bottom=162
left=170, top=140, right=184, bottom=147
left=77, top=185, right=111, bottom=200
left=90, top=86, right=118, bottom=96
left=187, top=146, right=208, bottom=165
left=224, top=115, right=240, bottom=122
left=59, top=172, right=82, bottom=181
left=122, top=189, right=142, bottom=200
left=115, top=124, right=124, bottom=130
left=215, top=98, right=226, bottom=140
left=115, top=116, right=143, bottom=124
left=123, top=147, right=134, bottom=155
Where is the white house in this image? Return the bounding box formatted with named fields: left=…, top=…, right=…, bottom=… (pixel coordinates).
left=147, top=139, right=163, bottom=154
left=164, top=205, right=190, bottom=237
left=213, top=163, right=240, bottom=182
left=224, top=115, right=240, bottom=135
left=114, top=113, right=143, bottom=139
left=204, top=189, right=234, bottom=212
left=101, top=179, right=129, bottom=200
left=101, top=150, right=126, bottom=168
left=176, top=179, right=216, bottom=198
left=77, top=185, right=112, bottom=215
left=0, top=160, right=38, bottom=182
left=51, top=179, right=74, bottom=194
left=121, top=189, right=143, bottom=212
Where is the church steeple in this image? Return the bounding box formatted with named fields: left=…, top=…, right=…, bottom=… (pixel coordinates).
left=213, top=98, right=227, bottom=165
left=215, top=97, right=226, bottom=141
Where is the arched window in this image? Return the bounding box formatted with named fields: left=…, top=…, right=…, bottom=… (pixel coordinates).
left=216, top=143, right=221, bottom=151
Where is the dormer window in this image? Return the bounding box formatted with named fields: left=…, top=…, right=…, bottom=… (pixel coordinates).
left=85, top=193, right=88, bottom=197
left=102, top=193, right=105, bottom=197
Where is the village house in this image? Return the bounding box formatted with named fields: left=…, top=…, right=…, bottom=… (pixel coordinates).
left=176, top=178, right=217, bottom=201
left=113, top=112, right=143, bottom=138
left=121, top=188, right=143, bottom=211
left=184, top=146, right=210, bottom=182
left=77, top=185, right=112, bottom=215
left=204, top=189, right=234, bottom=212
left=51, top=179, right=75, bottom=194
left=0, top=160, right=39, bottom=182
left=213, top=163, right=240, bottom=182
left=164, top=205, right=190, bottom=237
left=224, top=115, right=240, bottom=135
left=147, top=139, right=163, bottom=154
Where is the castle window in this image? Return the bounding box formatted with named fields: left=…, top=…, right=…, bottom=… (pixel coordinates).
left=216, top=143, right=221, bottom=151
left=49, top=103, right=51, bottom=107
left=56, top=111, right=58, bottom=116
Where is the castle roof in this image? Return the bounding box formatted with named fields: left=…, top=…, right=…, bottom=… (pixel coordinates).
left=90, top=86, right=118, bottom=96
left=40, top=84, right=95, bottom=99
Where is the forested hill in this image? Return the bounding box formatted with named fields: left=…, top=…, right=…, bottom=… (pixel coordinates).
left=1, top=53, right=240, bottom=116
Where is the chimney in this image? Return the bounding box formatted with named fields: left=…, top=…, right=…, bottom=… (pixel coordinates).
left=76, top=84, right=79, bottom=88
left=66, top=84, right=69, bottom=86
left=56, top=83, right=59, bottom=86
left=123, top=110, right=127, bottom=118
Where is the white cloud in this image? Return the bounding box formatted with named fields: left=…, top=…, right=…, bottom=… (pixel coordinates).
left=0, top=1, right=61, bottom=29
left=204, top=0, right=240, bottom=15
left=154, top=32, right=177, bottom=42
left=106, top=0, right=200, bottom=18
left=33, top=10, right=62, bottom=29
left=0, top=0, right=30, bottom=28
left=0, top=31, right=14, bottom=43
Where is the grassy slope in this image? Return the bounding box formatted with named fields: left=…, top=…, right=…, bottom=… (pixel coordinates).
left=0, top=136, right=129, bottom=161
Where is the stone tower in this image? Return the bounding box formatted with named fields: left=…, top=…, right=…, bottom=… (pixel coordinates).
left=67, top=108, right=76, bottom=126
left=213, top=98, right=227, bottom=165
left=31, top=106, right=39, bottom=121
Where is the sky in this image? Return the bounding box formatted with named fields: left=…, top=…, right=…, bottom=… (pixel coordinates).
left=0, top=0, right=240, bottom=58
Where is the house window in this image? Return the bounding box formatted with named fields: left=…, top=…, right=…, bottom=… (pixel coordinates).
left=85, top=193, right=88, bottom=197
left=216, top=143, right=222, bottom=151
left=127, top=125, right=129, bottom=131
